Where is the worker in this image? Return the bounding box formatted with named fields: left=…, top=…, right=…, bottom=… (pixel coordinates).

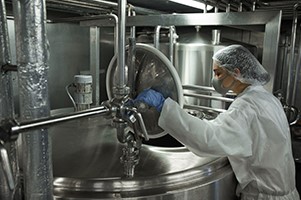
left=134, top=44, right=300, bottom=200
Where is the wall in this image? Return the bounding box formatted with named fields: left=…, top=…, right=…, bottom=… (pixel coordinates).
left=8, top=20, right=91, bottom=112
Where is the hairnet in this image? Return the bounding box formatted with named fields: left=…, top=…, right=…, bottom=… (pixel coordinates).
left=212, top=44, right=270, bottom=85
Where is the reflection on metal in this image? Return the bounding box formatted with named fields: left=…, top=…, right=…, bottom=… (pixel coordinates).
left=184, top=93, right=234, bottom=103
left=212, top=29, right=221, bottom=45
left=0, top=106, right=109, bottom=139
left=82, top=11, right=281, bottom=92
left=154, top=25, right=177, bottom=64
left=0, top=143, right=14, bottom=190
left=286, top=3, right=300, bottom=107
left=12, top=0, right=53, bottom=198
left=174, top=29, right=227, bottom=107
left=90, top=27, right=100, bottom=106
left=89, top=13, right=118, bottom=106
left=0, top=0, right=16, bottom=198
left=184, top=104, right=227, bottom=114
left=115, top=0, right=128, bottom=94
left=50, top=114, right=237, bottom=200
left=106, top=43, right=184, bottom=138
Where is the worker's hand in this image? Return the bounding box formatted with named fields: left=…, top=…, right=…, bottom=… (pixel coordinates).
left=134, top=89, right=165, bottom=112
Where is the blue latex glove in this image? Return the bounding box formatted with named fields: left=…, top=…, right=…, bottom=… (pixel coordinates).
left=134, top=89, right=165, bottom=112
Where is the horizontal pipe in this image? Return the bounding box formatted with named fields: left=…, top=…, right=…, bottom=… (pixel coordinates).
left=184, top=93, right=234, bottom=103
left=184, top=104, right=226, bottom=113
left=183, top=84, right=216, bottom=92
left=10, top=106, right=109, bottom=135
left=183, top=85, right=237, bottom=96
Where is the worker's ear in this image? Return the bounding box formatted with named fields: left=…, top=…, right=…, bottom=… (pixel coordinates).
left=233, top=68, right=241, bottom=77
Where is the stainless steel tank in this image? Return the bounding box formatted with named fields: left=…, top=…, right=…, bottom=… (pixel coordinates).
left=49, top=43, right=237, bottom=200
left=49, top=110, right=238, bottom=200
left=174, top=29, right=227, bottom=107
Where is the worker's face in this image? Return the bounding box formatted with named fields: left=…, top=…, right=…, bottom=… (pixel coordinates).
left=212, top=62, right=235, bottom=89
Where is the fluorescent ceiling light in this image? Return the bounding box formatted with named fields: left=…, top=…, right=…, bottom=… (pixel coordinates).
left=169, top=0, right=213, bottom=10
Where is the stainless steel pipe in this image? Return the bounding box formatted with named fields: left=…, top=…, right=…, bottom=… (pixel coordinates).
left=116, top=0, right=127, bottom=93
left=286, top=3, right=299, bottom=106
left=10, top=106, right=109, bottom=135
left=184, top=93, right=234, bottom=103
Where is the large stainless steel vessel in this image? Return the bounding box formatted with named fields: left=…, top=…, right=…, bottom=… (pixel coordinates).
left=174, top=29, right=227, bottom=107
left=49, top=112, right=238, bottom=200
left=49, top=43, right=237, bottom=200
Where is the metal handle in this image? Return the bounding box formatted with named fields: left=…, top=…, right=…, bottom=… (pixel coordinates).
left=125, top=107, right=149, bottom=141
left=284, top=105, right=299, bottom=125
left=0, top=143, right=14, bottom=190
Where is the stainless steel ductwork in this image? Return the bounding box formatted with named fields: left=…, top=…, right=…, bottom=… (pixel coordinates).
left=12, top=0, right=53, bottom=199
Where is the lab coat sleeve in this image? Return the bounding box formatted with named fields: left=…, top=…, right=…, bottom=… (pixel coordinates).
left=158, top=98, right=253, bottom=158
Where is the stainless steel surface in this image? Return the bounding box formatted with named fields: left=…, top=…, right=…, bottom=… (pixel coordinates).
left=183, top=84, right=216, bottom=92
left=0, top=143, right=14, bottom=190
left=106, top=44, right=183, bottom=138
left=287, top=3, right=301, bottom=107
left=106, top=43, right=183, bottom=138
left=184, top=93, right=234, bottom=103
left=184, top=104, right=226, bottom=114
left=82, top=11, right=281, bottom=93
left=127, top=37, right=136, bottom=96
left=12, top=0, right=53, bottom=198
left=49, top=109, right=237, bottom=200
left=154, top=26, right=176, bottom=64
left=90, top=26, right=100, bottom=106
left=174, top=30, right=226, bottom=107
left=286, top=4, right=299, bottom=105
left=116, top=0, right=127, bottom=92
left=10, top=106, right=109, bottom=135
left=0, top=0, right=15, bottom=198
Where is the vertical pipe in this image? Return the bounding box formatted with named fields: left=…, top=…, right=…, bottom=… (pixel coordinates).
left=108, top=13, right=118, bottom=55
left=0, top=0, right=14, bottom=122
left=215, top=7, right=219, bottom=13
left=238, top=2, right=243, bottom=12
left=252, top=0, right=256, bottom=11
left=117, top=0, right=126, bottom=90
left=154, top=25, right=161, bottom=49
left=286, top=3, right=299, bottom=106
left=128, top=6, right=136, bottom=97
left=212, top=29, right=221, bottom=45
left=169, top=26, right=175, bottom=65
left=128, top=5, right=136, bottom=38
left=90, top=26, right=100, bottom=106
left=0, top=0, right=16, bottom=199
left=12, top=0, right=53, bottom=199
left=203, top=2, right=208, bottom=13
left=226, top=3, right=231, bottom=12
left=154, top=26, right=175, bottom=63
left=128, top=37, right=136, bottom=97
left=292, top=27, right=301, bottom=106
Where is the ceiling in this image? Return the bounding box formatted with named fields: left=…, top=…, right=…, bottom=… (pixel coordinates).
left=4, top=0, right=301, bottom=21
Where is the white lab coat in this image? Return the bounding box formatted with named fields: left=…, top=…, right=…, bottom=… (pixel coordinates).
left=159, top=85, right=300, bottom=200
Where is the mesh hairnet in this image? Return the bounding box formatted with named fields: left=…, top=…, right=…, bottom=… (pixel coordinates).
left=212, top=44, right=270, bottom=85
